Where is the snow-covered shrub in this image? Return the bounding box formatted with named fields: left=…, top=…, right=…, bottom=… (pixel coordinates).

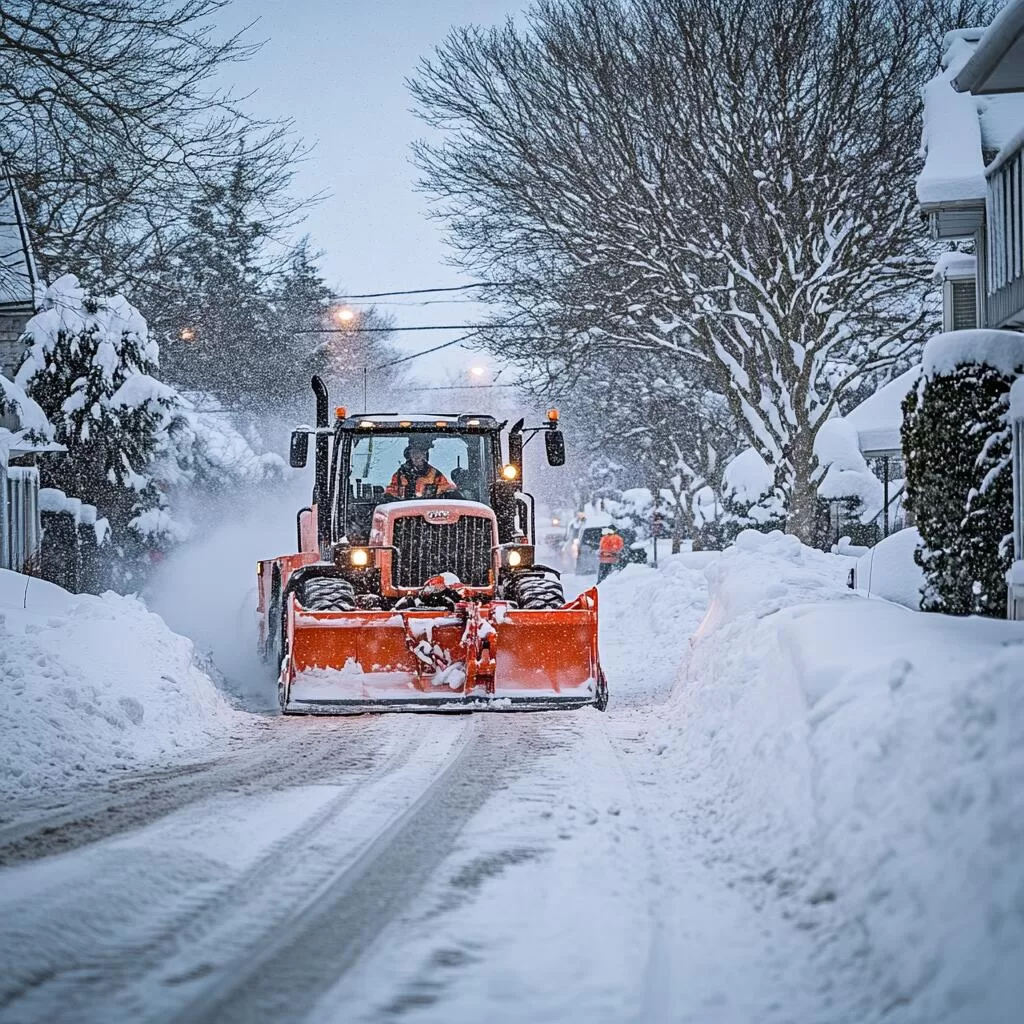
left=902, top=330, right=1024, bottom=617
left=714, top=449, right=785, bottom=545
left=15, top=275, right=181, bottom=587
left=813, top=418, right=884, bottom=547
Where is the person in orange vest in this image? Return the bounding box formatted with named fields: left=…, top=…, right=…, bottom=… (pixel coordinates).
left=385, top=436, right=456, bottom=500
left=597, top=526, right=625, bottom=582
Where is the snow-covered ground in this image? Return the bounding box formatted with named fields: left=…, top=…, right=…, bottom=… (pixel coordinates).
left=0, top=532, right=1021, bottom=1022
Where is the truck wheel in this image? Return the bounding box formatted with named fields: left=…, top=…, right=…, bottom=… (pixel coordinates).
left=595, top=667, right=609, bottom=712
left=510, top=569, right=564, bottom=610
left=300, top=577, right=357, bottom=611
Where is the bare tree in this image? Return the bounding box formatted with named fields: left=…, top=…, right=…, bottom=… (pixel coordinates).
left=0, top=0, right=307, bottom=288
left=410, top=0, right=996, bottom=542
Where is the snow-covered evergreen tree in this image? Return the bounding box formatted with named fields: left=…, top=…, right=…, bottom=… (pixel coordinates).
left=16, top=275, right=181, bottom=586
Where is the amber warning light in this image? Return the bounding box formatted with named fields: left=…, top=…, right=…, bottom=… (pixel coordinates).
left=335, top=406, right=347, bottom=419
left=547, top=408, right=559, bottom=422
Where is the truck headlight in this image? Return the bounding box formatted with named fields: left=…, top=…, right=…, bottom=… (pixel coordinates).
left=501, top=545, right=534, bottom=569
left=350, top=547, right=370, bottom=567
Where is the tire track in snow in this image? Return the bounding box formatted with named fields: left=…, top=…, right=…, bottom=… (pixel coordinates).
left=0, top=716, right=385, bottom=865
left=158, top=716, right=504, bottom=1024
left=0, top=715, right=448, bottom=1022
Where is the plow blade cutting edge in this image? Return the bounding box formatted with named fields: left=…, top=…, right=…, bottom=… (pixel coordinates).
left=280, top=588, right=604, bottom=714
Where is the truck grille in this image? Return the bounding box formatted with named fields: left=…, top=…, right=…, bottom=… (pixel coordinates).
left=391, top=514, right=493, bottom=588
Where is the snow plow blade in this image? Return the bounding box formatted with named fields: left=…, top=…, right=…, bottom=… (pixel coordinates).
left=281, top=588, right=603, bottom=714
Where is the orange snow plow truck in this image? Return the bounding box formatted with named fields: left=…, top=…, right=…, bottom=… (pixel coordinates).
left=257, top=376, right=607, bottom=714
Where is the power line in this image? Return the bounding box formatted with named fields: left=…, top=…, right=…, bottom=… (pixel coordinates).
left=404, top=383, right=519, bottom=391
left=330, top=283, right=509, bottom=300
left=369, top=331, right=481, bottom=372
left=296, top=323, right=504, bottom=333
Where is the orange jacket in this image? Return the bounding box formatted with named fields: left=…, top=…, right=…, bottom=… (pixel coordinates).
left=598, top=533, right=625, bottom=563
left=385, top=463, right=455, bottom=499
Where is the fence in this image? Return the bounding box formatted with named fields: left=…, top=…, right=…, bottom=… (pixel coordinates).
left=0, top=463, right=40, bottom=572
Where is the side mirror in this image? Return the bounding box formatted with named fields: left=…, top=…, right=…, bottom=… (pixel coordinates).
left=289, top=430, right=309, bottom=468
left=508, top=419, right=524, bottom=469
left=545, top=429, right=566, bottom=467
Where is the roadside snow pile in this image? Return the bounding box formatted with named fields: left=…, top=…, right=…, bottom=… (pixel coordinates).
left=671, top=530, right=1024, bottom=1021
left=0, top=569, right=246, bottom=800
left=597, top=554, right=712, bottom=705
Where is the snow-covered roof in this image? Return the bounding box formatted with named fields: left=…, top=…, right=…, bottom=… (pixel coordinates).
left=844, top=367, right=921, bottom=456
left=0, top=166, right=39, bottom=311
left=932, top=251, right=976, bottom=281
left=953, top=0, right=1024, bottom=95
left=922, top=328, right=1024, bottom=379
left=917, top=29, right=1024, bottom=208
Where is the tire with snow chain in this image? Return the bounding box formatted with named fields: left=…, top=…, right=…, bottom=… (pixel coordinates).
left=509, top=569, right=564, bottom=610
left=299, top=576, right=357, bottom=611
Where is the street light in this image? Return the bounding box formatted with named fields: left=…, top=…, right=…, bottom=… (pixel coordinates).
left=179, top=327, right=196, bottom=342
left=332, top=306, right=356, bottom=325
left=469, top=365, right=487, bottom=377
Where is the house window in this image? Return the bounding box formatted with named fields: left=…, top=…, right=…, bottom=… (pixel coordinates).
left=950, top=279, right=977, bottom=329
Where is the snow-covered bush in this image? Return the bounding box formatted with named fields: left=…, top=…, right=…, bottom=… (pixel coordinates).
left=712, top=449, right=785, bottom=545
left=902, top=330, right=1024, bottom=617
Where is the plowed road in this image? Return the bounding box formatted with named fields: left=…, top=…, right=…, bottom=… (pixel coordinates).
left=0, top=572, right=839, bottom=1024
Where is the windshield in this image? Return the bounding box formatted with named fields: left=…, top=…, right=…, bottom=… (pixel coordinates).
left=337, top=432, right=495, bottom=540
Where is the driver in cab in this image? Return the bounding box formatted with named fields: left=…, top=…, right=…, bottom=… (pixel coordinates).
left=385, top=436, right=456, bottom=500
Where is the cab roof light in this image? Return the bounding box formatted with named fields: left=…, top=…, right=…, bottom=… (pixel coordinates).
left=435, top=421, right=448, bottom=428
left=359, top=420, right=374, bottom=428
left=399, top=420, right=412, bottom=427
left=467, top=418, right=480, bottom=426
left=335, top=406, right=347, bottom=419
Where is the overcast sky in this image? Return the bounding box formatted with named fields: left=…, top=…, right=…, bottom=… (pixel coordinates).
left=219, top=1, right=525, bottom=384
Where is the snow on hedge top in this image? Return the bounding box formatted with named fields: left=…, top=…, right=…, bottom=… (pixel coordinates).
left=917, top=29, right=1024, bottom=206
left=14, top=274, right=157, bottom=389
left=922, top=329, right=1024, bottom=379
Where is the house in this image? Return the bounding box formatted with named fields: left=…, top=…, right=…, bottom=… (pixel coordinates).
left=917, top=0, right=1024, bottom=618
left=0, top=164, right=39, bottom=377
left=0, top=167, right=57, bottom=573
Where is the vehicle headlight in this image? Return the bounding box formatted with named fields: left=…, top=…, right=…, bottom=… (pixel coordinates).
left=350, top=547, right=370, bottom=567
left=502, top=545, right=534, bottom=569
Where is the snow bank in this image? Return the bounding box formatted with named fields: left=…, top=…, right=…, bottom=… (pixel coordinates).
left=596, top=554, right=711, bottom=706
left=672, top=530, right=1024, bottom=1021
left=922, top=329, right=1024, bottom=379
left=0, top=569, right=246, bottom=800
left=853, top=527, right=926, bottom=609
